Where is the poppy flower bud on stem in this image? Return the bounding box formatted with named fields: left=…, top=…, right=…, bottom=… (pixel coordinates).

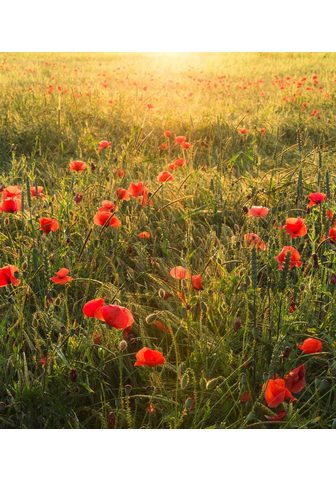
left=119, top=339, right=128, bottom=351
left=74, top=193, right=83, bottom=204
left=69, top=368, right=77, bottom=382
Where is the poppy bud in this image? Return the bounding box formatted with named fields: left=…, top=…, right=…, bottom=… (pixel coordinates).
left=124, top=384, right=132, bottom=395
left=184, top=397, right=194, bottom=411
left=74, top=193, right=83, bottom=204
left=55, top=296, right=62, bottom=306
left=90, top=163, right=96, bottom=172
left=21, top=261, right=28, bottom=271
left=243, top=206, right=249, bottom=214
left=234, top=317, right=242, bottom=331
left=330, top=274, right=336, bottom=285
left=119, top=339, right=128, bottom=351
left=319, top=379, right=330, bottom=394
left=69, top=368, right=77, bottom=382
left=158, top=288, right=166, bottom=298
left=107, top=411, right=117, bottom=428
left=4, top=217, right=9, bottom=226
left=283, top=346, right=291, bottom=358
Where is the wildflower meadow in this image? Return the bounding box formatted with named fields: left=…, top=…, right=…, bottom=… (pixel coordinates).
left=0, top=52, right=336, bottom=428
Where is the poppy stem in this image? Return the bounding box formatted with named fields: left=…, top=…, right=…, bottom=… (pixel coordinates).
left=78, top=227, right=93, bottom=260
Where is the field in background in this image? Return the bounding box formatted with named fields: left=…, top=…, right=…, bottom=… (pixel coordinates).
left=0, top=52, right=335, bottom=428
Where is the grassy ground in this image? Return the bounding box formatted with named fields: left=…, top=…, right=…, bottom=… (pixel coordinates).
left=0, top=52, right=335, bottom=428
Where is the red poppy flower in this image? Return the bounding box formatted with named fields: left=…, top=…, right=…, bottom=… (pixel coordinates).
left=147, top=103, right=154, bottom=110
left=263, top=378, right=294, bottom=408
left=2, top=186, right=21, bottom=198
left=98, top=140, right=112, bottom=152
left=157, top=171, right=174, bottom=183
left=326, top=209, right=335, bottom=222
left=117, top=168, right=125, bottom=178
left=50, top=268, right=73, bottom=285
left=239, top=128, right=249, bottom=135
left=116, top=188, right=131, bottom=201
left=128, top=182, right=145, bottom=198
left=329, top=227, right=336, bottom=243
left=191, top=274, right=203, bottom=290
left=0, top=265, right=20, bottom=288
left=168, top=158, right=185, bottom=170
left=82, top=298, right=105, bottom=320
left=175, top=135, right=186, bottom=145
left=243, top=233, right=267, bottom=251
left=69, top=160, right=87, bottom=172
left=284, top=218, right=307, bottom=238
left=139, top=187, right=152, bottom=208
left=164, top=130, right=171, bottom=138
left=134, top=347, right=165, bottom=367
left=289, top=302, right=296, bottom=313
left=0, top=197, right=21, bottom=213
left=93, top=210, right=121, bottom=228
left=159, top=142, right=169, bottom=151
left=285, top=365, right=306, bottom=394
left=297, top=337, right=323, bottom=354
left=30, top=186, right=45, bottom=198
left=138, top=231, right=150, bottom=239
left=275, top=246, right=302, bottom=270
left=260, top=127, right=266, bottom=136
left=39, top=217, right=59, bottom=234
left=170, top=266, right=191, bottom=280
left=99, top=304, right=134, bottom=330
left=247, top=206, right=269, bottom=217
left=99, top=200, right=115, bottom=211
left=308, top=192, right=326, bottom=208
left=180, top=141, right=192, bottom=150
